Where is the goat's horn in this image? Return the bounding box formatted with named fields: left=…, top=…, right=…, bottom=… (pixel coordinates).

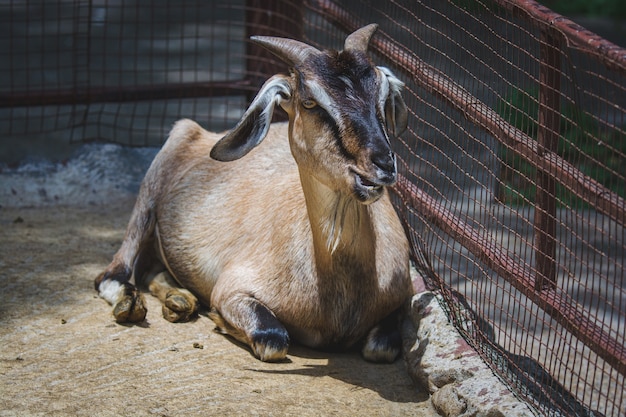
left=344, top=23, right=378, bottom=53
left=251, top=36, right=321, bottom=67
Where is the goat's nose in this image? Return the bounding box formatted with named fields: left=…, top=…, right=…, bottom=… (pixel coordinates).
left=372, top=150, right=396, bottom=174
left=371, top=150, right=397, bottom=185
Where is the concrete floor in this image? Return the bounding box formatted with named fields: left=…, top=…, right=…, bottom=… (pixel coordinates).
left=0, top=202, right=437, bottom=417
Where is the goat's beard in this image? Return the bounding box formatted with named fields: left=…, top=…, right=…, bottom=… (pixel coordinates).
left=323, top=193, right=362, bottom=254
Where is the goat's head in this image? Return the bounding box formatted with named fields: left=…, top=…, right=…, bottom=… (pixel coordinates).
left=211, top=24, right=408, bottom=204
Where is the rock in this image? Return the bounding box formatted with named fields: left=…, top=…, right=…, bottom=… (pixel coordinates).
left=403, top=291, right=538, bottom=417
left=432, top=385, right=467, bottom=416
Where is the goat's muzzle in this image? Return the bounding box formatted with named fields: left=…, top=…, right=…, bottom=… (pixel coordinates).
left=351, top=156, right=397, bottom=204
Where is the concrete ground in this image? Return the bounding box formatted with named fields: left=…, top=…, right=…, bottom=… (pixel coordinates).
left=0, top=201, right=437, bottom=417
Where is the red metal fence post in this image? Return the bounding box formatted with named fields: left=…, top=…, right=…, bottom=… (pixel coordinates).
left=534, top=28, right=561, bottom=291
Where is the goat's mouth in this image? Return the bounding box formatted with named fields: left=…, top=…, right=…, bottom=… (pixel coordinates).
left=353, top=172, right=385, bottom=203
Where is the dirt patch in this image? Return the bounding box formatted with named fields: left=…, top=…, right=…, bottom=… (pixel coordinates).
left=0, top=201, right=436, bottom=416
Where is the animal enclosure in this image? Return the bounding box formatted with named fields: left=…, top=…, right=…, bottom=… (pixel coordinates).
left=1, top=0, right=624, bottom=416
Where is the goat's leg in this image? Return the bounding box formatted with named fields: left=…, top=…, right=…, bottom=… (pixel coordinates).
left=95, top=201, right=156, bottom=323
left=208, top=294, right=289, bottom=362
left=361, top=308, right=403, bottom=363
left=95, top=263, right=147, bottom=323
left=145, top=271, right=198, bottom=323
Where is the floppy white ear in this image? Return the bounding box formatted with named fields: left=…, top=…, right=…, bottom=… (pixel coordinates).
left=378, top=66, right=408, bottom=137
left=210, top=74, right=292, bottom=161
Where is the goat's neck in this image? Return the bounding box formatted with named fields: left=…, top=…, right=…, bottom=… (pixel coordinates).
left=298, top=170, right=375, bottom=271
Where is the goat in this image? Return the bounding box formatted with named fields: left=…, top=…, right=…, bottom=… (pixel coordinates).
left=95, top=24, right=413, bottom=362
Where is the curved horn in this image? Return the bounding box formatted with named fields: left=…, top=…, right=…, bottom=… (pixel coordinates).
left=344, top=23, right=378, bottom=53
left=251, top=36, right=321, bottom=67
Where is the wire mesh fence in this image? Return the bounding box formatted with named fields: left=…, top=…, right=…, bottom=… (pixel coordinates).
left=2, top=1, right=624, bottom=416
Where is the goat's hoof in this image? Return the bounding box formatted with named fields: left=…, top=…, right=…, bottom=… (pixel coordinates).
left=251, top=328, right=290, bottom=362
left=161, top=289, right=198, bottom=323
left=113, top=291, right=147, bottom=323
left=361, top=326, right=401, bottom=363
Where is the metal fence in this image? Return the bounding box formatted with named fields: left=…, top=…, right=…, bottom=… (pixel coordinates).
left=2, top=1, right=624, bottom=416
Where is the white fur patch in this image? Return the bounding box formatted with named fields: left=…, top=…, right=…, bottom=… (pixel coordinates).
left=98, top=279, right=124, bottom=305
left=377, top=66, right=405, bottom=92
left=255, top=343, right=288, bottom=363
left=376, top=67, right=391, bottom=111
left=304, top=79, right=345, bottom=131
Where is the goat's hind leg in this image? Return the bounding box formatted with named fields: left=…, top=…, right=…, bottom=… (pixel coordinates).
left=95, top=263, right=147, bottom=323
left=95, top=199, right=157, bottom=323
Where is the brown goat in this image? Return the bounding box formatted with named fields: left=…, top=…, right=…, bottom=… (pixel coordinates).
left=95, top=24, right=413, bottom=362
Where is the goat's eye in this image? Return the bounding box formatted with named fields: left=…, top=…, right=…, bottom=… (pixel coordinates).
left=301, top=99, right=317, bottom=109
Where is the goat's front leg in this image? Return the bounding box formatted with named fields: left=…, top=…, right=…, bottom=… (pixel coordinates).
left=145, top=271, right=198, bottom=323
left=208, top=293, right=290, bottom=362
left=361, top=308, right=403, bottom=363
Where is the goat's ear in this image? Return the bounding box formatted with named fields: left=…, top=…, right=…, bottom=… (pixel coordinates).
left=379, top=67, right=408, bottom=137
left=211, top=75, right=292, bottom=161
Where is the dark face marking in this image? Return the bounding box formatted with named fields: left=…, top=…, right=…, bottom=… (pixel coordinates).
left=295, top=50, right=390, bottom=160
